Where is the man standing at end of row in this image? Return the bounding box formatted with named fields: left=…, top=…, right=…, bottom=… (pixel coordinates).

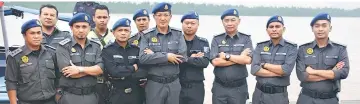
left=210, top=8, right=253, bottom=104
left=55, top=13, right=104, bottom=104
left=296, top=13, right=350, bottom=104
left=251, top=15, right=298, bottom=104
left=139, top=2, right=187, bottom=104
left=179, top=11, right=209, bottom=104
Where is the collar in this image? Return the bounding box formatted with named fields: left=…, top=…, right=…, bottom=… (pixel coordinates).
left=155, top=26, right=172, bottom=36
left=22, top=45, right=46, bottom=56
left=225, top=32, right=239, bottom=39
left=71, top=36, right=91, bottom=47
left=310, top=38, right=334, bottom=48
left=114, top=41, right=132, bottom=49
left=269, top=38, right=285, bottom=46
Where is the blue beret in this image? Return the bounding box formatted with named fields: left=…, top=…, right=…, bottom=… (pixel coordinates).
left=112, top=18, right=131, bottom=31
left=152, top=2, right=171, bottom=14
left=133, top=9, right=150, bottom=20
left=181, top=11, right=199, bottom=23
left=310, top=13, right=331, bottom=26
left=21, top=19, right=41, bottom=34
left=266, top=15, right=284, bottom=28
left=69, top=13, right=91, bottom=26
left=221, top=8, right=239, bottom=20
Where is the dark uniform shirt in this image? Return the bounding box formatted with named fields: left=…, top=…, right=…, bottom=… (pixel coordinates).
left=179, top=36, right=210, bottom=82
left=5, top=45, right=56, bottom=101
left=296, top=39, right=349, bottom=92
left=41, top=28, right=71, bottom=49
left=101, top=42, right=139, bottom=85
left=139, top=27, right=187, bottom=76
left=73, top=2, right=99, bottom=28
left=56, top=37, right=104, bottom=88
left=210, top=32, right=253, bottom=82
left=251, top=39, right=297, bottom=86
left=128, top=32, right=148, bottom=78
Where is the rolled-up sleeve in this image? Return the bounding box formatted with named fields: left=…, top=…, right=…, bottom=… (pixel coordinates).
left=251, top=44, right=262, bottom=75
left=296, top=46, right=308, bottom=82
left=56, top=44, right=71, bottom=71
left=5, top=56, right=19, bottom=91
left=281, top=45, right=298, bottom=76
left=95, top=46, right=104, bottom=70
left=333, top=46, right=349, bottom=80
left=209, top=38, right=219, bottom=61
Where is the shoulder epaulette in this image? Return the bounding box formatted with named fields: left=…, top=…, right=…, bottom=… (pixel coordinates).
left=299, top=41, right=313, bottom=47
left=284, top=40, right=297, bottom=46
left=89, top=39, right=101, bottom=46
left=257, top=40, right=270, bottom=45
left=142, top=28, right=155, bottom=34
left=214, top=33, right=225, bottom=37
left=238, top=32, right=250, bottom=36
left=170, top=27, right=182, bottom=32
left=197, top=36, right=208, bottom=42
left=130, top=33, right=137, bottom=39
left=62, top=31, right=70, bottom=34
left=59, top=38, right=71, bottom=45
left=10, top=47, right=22, bottom=57
left=103, top=42, right=113, bottom=49
left=331, top=41, right=347, bottom=47
left=44, top=45, right=56, bottom=51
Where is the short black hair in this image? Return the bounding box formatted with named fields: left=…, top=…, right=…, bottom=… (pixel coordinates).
left=94, top=5, right=110, bottom=16
left=39, top=4, right=58, bottom=17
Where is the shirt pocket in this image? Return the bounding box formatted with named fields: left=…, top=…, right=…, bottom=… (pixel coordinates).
left=128, top=56, right=138, bottom=64
left=324, top=56, right=338, bottom=68
left=71, top=53, right=82, bottom=64
left=45, top=59, right=56, bottom=79
left=260, top=52, right=271, bottom=63
left=85, top=53, right=96, bottom=64
left=113, top=55, right=124, bottom=64
left=168, top=41, right=179, bottom=53
left=304, top=55, right=317, bottom=67
left=149, top=43, right=162, bottom=52
left=233, top=44, right=244, bottom=52
left=19, top=63, right=36, bottom=84
left=274, top=53, right=286, bottom=65
left=219, top=45, right=230, bottom=53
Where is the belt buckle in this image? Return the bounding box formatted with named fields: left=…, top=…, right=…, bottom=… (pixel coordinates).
left=97, top=76, right=104, bottom=83
left=264, top=86, right=273, bottom=93
left=124, top=88, right=132, bottom=94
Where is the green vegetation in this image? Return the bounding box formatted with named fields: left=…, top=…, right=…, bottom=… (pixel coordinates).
left=5, top=1, right=360, bottom=17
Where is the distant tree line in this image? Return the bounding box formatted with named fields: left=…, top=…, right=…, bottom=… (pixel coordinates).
left=5, top=1, right=360, bottom=17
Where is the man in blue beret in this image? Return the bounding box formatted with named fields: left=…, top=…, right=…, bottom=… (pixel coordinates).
left=251, top=15, right=297, bottom=104
left=296, top=13, right=349, bottom=104
left=102, top=18, right=144, bottom=104
left=179, top=11, right=209, bottom=104
left=139, top=2, right=187, bottom=104
left=5, top=19, right=57, bottom=104
left=55, top=13, right=104, bottom=104
left=210, top=8, right=253, bottom=104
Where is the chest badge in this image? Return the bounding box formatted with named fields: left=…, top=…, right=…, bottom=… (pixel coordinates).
left=221, top=40, right=226, bottom=44
left=151, top=37, right=158, bottom=43
left=306, top=48, right=313, bottom=55
left=132, top=40, right=139, bottom=46
left=21, top=56, right=29, bottom=63
left=263, top=46, right=270, bottom=52
left=71, top=48, right=76, bottom=53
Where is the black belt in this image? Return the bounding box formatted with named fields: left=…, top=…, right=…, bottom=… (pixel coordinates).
left=148, top=74, right=178, bottom=84
left=180, top=81, right=203, bottom=88
left=19, top=96, right=55, bottom=103
left=302, top=88, right=337, bottom=99
left=63, top=86, right=95, bottom=95
left=256, top=83, right=286, bottom=94
left=215, top=77, right=246, bottom=88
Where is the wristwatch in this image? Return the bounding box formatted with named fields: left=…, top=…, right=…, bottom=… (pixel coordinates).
left=225, top=53, right=231, bottom=61
left=261, top=63, right=266, bottom=69
left=56, top=89, right=63, bottom=95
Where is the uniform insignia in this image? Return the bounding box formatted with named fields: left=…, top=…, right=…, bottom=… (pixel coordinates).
left=143, top=10, right=147, bottom=14
left=327, top=14, right=330, bottom=19
left=59, top=38, right=70, bottom=45
left=10, top=48, right=22, bottom=57
left=170, top=27, right=182, bottom=32
left=151, top=37, right=158, bottom=43
left=198, top=37, right=208, bottom=42
left=36, top=20, right=41, bottom=26
left=278, top=16, right=282, bottom=22
left=221, top=40, right=226, bottom=44
left=263, top=46, right=270, bottom=52
left=204, top=47, right=210, bottom=53
left=84, top=15, right=88, bottom=21
left=306, top=48, right=313, bottom=55
left=142, top=28, right=155, bottom=34
left=132, top=40, right=139, bottom=46
left=126, top=20, right=130, bottom=26
left=194, top=11, right=198, bottom=17
left=21, top=56, right=29, bottom=63
left=71, top=48, right=76, bottom=53
left=45, top=45, right=56, bottom=50
left=233, top=10, right=237, bottom=15
left=89, top=39, right=101, bottom=46
left=284, top=40, right=297, bottom=46
left=164, top=4, right=168, bottom=10
left=124, top=88, right=132, bottom=93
